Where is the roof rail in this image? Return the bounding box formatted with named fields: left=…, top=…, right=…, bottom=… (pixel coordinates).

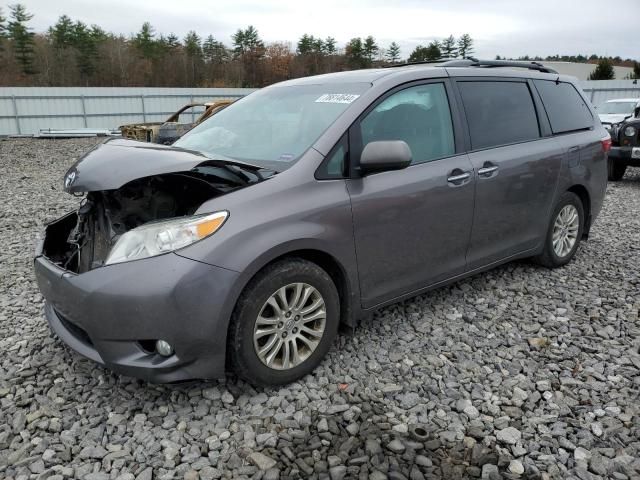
left=444, top=58, right=559, bottom=74
left=383, top=58, right=451, bottom=68
left=385, top=57, right=559, bottom=74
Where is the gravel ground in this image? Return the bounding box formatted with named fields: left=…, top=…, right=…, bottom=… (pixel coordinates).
left=0, top=137, right=639, bottom=480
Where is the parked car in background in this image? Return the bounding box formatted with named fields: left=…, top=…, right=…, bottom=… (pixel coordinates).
left=120, top=100, right=234, bottom=144
left=596, top=99, right=640, bottom=180
left=35, top=60, right=608, bottom=386
left=596, top=98, right=640, bottom=126
left=605, top=110, right=640, bottom=181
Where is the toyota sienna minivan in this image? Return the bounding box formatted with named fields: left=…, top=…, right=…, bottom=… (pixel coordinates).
left=34, top=59, right=609, bottom=386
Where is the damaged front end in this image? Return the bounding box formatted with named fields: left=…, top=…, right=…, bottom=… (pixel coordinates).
left=41, top=139, right=273, bottom=274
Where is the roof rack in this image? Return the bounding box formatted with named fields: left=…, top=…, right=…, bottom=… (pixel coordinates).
left=386, top=57, right=559, bottom=74
left=444, top=58, right=559, bottom=74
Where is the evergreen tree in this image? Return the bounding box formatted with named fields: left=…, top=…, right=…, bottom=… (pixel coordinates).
left=297, top=34, right=328, bottom=75
left=183, top=30, right=203, bottom=86
left=408, top=41, right=441, bottom=63
left=363, top=36, right=378, bottom=65
left=72, top=21, right=101, bottom=79
left=457, top=34, right=473, bottom=58
left=184, top=31, right=202, bottom=57
left=323, top=37, right=337, bottom=55
left=0, top=8, right=7, bottom=57
left=297, top=34, right=314, bottom=55
left=386, top=41, right=401, bottom=63
left=440, top=35, right=457, bottom=58
left=232, top=26, right=265, bottom=87
left=427, top=41, right=441, bottom=60
left=203, top=35, right=228, bottom=63
left=345, top=37, right=365, bottom=68
left=232, top=25, right=264, bottom=57
left=49, top=15, right=104, bottom=84
left=133, top=22, right=158, bottom=59
left=0, top=7, right=6, bottom=38
left=312, top=37, right=324, bottom=55
left=49, top=14, right=75, bottom=48
left=163, top=33, right=181, bottom=50
left=589, top=58, right=615, bottom=80
left=8, top=3, right=35, bottom=74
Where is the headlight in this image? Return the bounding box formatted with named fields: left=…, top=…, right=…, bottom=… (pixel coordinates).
left=624, top=126, right=637, bottom=137
left=105, top=211, right=228, bottom=265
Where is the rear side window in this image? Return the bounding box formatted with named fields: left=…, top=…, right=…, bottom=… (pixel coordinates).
left=458, top=81, right=540, bottom=150
left=534, top=80, right=593, bottom=134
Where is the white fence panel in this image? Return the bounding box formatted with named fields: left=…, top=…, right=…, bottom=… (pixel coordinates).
left=0, top=87, right=255, bottom=135
left=579, top=80, right=640, bottom=106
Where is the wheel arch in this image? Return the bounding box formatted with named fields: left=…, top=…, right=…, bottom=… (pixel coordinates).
left=567, top=184, right=591, bottom=237
left=229, top=245, right=359, bottom=332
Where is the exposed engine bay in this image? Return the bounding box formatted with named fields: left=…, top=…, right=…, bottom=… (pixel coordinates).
left=43, top=164, right=272, bottom=273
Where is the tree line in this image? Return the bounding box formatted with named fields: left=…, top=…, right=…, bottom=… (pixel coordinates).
left=0, top=3, right=638, bottom=87
left=0, top=4, right=477, bottom=87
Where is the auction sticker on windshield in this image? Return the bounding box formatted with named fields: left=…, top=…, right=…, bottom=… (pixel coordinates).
left=315, top=94, right=360, bottom=104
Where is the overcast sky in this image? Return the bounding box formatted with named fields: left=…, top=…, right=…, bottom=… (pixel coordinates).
left=14, top=0, right=640, bottom=60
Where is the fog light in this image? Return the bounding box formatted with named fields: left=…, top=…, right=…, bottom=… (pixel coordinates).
left=155, top=340, right=174, bottom=357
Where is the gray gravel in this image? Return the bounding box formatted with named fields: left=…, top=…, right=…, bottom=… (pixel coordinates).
left=1, top=137, right=639, bottom=480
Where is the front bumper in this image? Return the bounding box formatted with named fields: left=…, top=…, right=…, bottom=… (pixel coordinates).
left=34, top=221, right=241, bottom=383
left=609, top=146, right=640, bottom=166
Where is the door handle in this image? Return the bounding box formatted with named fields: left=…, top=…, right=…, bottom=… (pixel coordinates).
left=447, top=171, right=471, bottom=184
left=478, top=165, right=499, bottom=177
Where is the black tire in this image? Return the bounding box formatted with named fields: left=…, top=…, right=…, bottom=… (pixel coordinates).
left=607, top=160, right=627, bottom=181
left=534, top=191, right=584, bottom=268
left=228, top=258, right=340, bottom=386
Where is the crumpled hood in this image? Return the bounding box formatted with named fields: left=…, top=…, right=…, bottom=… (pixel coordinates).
left=598, top=113, right=632, bottom=126
left=63, top=138, right=259, bottom=193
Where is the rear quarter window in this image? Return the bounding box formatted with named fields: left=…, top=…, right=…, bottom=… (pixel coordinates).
left=533, top=80, right=593, bottom=134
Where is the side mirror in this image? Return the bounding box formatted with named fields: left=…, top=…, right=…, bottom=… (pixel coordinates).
left=635, top=106, right=640, bottom=118
left=359, top=140, right=412, bottom=175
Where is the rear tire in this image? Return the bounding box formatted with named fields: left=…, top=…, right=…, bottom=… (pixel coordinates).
left=534, top=192, right=584, bottom=268
left=228, top=258, right=339, bottom=386
left=607, top=160, right=627, bottom=181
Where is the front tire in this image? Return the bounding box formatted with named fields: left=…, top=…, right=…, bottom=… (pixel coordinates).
left=534, top=192, right=584, bottom=268
left=228, top=258, right=340, bottom=386
left=607, top=160, right=627, bottom=181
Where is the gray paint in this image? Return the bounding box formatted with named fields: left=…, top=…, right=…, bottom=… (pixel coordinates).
left=34, top=64, right=608, bottom=382
left=63, top=138, right=263, bottom=193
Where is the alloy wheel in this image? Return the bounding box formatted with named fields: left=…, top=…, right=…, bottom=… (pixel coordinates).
left=552, top=204, right=579, bottom=258
left=253, top=283, right=327, bottom=370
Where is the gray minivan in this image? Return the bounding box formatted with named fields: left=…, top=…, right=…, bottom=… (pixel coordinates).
left=35, top=60, right=609, bottom=386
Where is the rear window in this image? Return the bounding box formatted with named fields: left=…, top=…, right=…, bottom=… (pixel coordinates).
left=458, top=81, right=540, bottom=150
left=534, top=80, right=593, bottom=134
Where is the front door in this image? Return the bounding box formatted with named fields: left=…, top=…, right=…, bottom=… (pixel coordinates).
left=347, top=81, right=475, bottom=308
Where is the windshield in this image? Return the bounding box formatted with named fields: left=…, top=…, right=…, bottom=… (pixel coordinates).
left=598, top=101, right=637, bottom=115
left=174, top=83, right=370, bottom=170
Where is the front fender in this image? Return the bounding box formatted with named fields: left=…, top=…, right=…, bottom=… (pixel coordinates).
left=176, top=176, right=362, bottom=334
